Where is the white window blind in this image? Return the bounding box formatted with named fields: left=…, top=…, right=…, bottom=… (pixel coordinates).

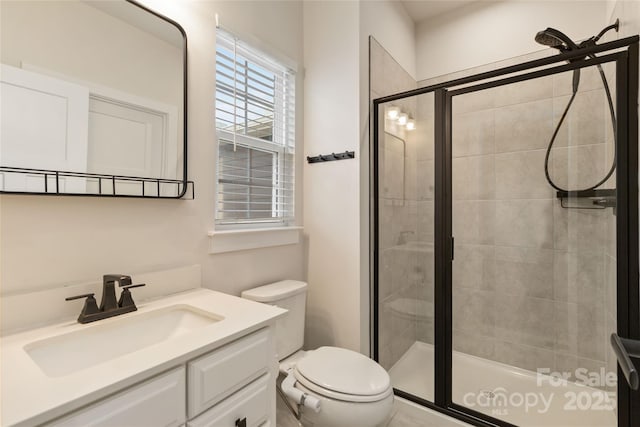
left=215, top=29, right=295, bottom=226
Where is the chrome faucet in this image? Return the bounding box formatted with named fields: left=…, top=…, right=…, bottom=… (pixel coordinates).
left=66, top=274, right=146, bottom=324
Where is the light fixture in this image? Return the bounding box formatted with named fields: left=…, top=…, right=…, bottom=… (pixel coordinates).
left=406, top=118, right=415, bottom=130
left=384, top=105, right=416, bottom=130
left=386, top=106, right=400, bottom=120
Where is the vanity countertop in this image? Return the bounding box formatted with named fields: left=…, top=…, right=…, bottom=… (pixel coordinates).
left=1, top=288, right=286, bottom=427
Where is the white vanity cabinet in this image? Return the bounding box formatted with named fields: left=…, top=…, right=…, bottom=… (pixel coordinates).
left=188, top=328, right=271, bottom=418
left=187, top=374, right=271, bottom=427
left=47, top=328, right=276, bottom=427
left=49, top=367, right=187, bottom=427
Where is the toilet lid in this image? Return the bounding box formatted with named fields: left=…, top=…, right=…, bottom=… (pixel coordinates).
left=294, top=346, right=390, bottom=396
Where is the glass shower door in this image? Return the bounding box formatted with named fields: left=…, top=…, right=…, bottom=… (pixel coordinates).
left=373, top=35, right=638, bottom=427
left=450, top=62, right=621, bottom=427
left=376, top=92, right=436, bottom=403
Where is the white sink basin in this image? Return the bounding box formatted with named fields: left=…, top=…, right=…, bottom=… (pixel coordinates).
left=24, top=305, right=222, bottom=377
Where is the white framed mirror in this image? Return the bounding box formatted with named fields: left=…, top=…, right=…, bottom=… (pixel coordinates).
left=0, top=0, right=188, bottom=198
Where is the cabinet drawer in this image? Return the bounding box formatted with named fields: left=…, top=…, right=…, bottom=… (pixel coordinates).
left=50, top=366, right=186, bottom=427
left=188, top=328, right=271, bottom=418
left=187, top=374, right=269, bottom=427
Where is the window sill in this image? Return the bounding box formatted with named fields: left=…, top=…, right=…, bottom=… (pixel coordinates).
left=208, top=226, right=303, bottom=254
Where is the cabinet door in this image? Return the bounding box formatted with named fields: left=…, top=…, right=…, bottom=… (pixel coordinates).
left=187, top=375, right=269, bottom=427
left=49, top=367, right=186, bottom=427
left=188, top=328, right=270, bottom=418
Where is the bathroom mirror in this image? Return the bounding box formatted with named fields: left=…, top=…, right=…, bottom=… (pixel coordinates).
left=0, top=0, right=188, bottom=198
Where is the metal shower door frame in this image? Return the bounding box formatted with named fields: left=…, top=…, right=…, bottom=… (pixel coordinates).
left=372, top=35, right=639, bottom=427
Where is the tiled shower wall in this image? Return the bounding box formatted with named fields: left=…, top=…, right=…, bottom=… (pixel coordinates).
left=375, top=37, right=619, bottom=382
left=423, top=60, right=617, bottom=379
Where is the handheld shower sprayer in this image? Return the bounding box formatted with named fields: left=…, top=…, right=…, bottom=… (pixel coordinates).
left=535, top=20, right=619, bottom=53
left=535, top=20, right=620, bottom=193
left=535, top=26, right=585, bottom=92
left=535, top=27, right=580, bottom=52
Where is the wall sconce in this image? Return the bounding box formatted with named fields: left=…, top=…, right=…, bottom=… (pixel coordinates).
left=385, top=105, right=415, bottom=130
left=386, top=106, right=400, bottom=120
left=406, top=118, right=415, bottom=130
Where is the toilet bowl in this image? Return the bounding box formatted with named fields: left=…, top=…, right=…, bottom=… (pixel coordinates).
left=242, top=281, right=393, bottom=427
left=289, top=347, right=393, bottom=427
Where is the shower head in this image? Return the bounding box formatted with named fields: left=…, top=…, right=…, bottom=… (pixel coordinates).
left=535, top=27, right=584, bottom=93
left=535, top=27, right=580, bottom=51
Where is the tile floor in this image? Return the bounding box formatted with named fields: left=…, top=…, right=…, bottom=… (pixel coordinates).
left=276, top=394, right=470, bottom=427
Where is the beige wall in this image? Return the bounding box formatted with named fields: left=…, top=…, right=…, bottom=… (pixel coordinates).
left=0, top=1, right=304, bottom=310
left=415, top=1, right=608, bottom=81
left=303, top=0, right=361, bottom=352
left=303, top=0, right=416, bottom=354
left=361, top=0, right=416, bottom=80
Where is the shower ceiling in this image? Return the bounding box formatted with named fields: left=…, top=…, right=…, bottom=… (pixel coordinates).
left=400, top=0, right=478, bottom=23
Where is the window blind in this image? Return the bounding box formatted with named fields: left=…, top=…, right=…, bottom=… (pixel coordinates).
left=215, top=29, right=295, bottom=225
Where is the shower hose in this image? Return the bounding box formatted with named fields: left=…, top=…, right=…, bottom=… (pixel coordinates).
left=543, top=56, right=617, bottom=193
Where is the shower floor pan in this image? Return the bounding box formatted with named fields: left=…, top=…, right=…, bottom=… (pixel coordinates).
left=389, top=341, right=616, bottom=427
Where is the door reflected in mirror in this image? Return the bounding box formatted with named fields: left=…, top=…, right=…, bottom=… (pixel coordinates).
left=0, top=0, right=187, bottom=197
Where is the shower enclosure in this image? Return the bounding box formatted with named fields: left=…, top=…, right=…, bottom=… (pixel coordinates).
left=372, top=36, right=639, bottom=427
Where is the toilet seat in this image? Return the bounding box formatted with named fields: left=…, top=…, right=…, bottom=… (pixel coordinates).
left=293, top=346, right=392, bottom=403
left=295, top=370, right=393, bottom=403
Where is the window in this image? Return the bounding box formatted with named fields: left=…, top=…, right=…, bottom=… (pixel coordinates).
left=215, top=29, right=295, bottom=226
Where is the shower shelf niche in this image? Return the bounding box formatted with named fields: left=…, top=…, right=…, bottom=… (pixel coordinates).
left=556, top=188, right=617, bottom=212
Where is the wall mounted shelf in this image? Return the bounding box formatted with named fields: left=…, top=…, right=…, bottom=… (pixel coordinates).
left=556, top=188, right=616, bottom=210
left=0, top=166, right=194, bottom=199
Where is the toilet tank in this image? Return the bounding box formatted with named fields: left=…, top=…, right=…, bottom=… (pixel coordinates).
left=241, top=280, right=307, bottom=360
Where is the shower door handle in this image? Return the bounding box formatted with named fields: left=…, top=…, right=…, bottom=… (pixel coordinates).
left=451, top=236, right=455, bottom=261
left=610, top=333, right=640, bottom=390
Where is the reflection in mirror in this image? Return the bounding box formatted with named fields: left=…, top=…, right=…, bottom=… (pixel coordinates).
left=0, top=0, right=187, bottom=197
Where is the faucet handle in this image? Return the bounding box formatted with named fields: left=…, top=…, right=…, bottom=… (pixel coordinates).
left=122, top=283, right=146, bottom=290
left=65, top=293, right=100, bottom=323
left=118, top=283, right=145, bottom=309
left=65, top=293, right=95, bottom=301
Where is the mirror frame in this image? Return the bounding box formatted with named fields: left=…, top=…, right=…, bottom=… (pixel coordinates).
left=128, top=0, right=188, bottom=199
left=0, top=0, right=189, bottom=199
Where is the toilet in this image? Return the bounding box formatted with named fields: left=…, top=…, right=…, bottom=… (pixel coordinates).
left=242, top=280, right=394, bottom=427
